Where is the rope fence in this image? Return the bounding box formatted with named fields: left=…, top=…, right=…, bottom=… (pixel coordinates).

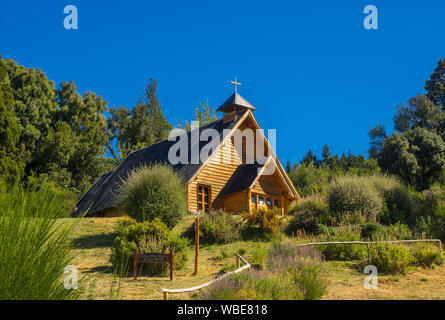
left=160, top=254, right=250, bottom=300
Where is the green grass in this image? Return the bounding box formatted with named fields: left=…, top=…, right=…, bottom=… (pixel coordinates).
left=61, top=214, right=445, bottom=300
left=0, top=187, right=79, bottom=300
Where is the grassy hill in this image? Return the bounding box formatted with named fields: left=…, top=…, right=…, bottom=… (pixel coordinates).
left=67, top=216, right=445, bottom=300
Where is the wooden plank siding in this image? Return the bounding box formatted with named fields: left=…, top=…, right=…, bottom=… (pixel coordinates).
left=220, top=190, right=249, bottom=213
left=187, top=112, right=297, bottom=214
left=188, top=138, right=241, bottom=212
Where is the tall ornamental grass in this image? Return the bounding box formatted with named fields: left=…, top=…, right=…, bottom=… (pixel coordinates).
left=0, top=187, right=78, bottom=300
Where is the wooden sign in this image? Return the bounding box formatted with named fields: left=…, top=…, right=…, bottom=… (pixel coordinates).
left=139, top=253, right=169, bottom=263
left=134, top=248, right=173, bottom=280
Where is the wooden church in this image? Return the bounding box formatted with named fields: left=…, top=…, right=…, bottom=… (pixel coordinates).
left=73, top=79, right=300, bottom=217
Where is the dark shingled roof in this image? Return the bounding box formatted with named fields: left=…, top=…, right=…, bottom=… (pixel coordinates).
left=72, top=112, right=246, bottom=217
left=218, top=162, right=264, bottom=197
left=216, top=92, right=256, bottom=112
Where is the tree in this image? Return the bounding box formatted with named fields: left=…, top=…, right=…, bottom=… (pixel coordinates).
left=285, top=160, right=292, bottom=173
left=321, top=144, right=331, bottom=165
left=378, top=127, right=445, bottom=189
left=393, top=94, right=444, bottom=139
left=108, top=79, right=172, bottom=160
left=3, top=59, right=58, bottom=162
left=0, top=58, right=26, bottom=185
left=425, top=57, right=445, bottom=107
left=301, top=149, right=317, bottom=166
left=177, top=100, right=218, bottom=130
left=368, top=124, right=386, bottom=159
left=55, top=81, right=109, bottom=192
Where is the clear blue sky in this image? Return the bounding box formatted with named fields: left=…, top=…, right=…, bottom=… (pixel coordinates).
left=1, top=0, right=444, bottom=164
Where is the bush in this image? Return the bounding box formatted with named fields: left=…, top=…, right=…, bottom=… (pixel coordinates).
left=199, top=210, right=242, bottom=243
left=328, top=175, right=383, bottom=219
left=368, top=175, right=412, bottom=224
left=242, top=208, right=284, bottom=237
left=360, top=222, right=386, bottom=240
left=0, top=187, right=78, bottom=299
left=111, top=218, right=189, bottom=276
left=286, top=196, right=328, bottom=235
left=290, top=263, right=327, bottom=300
left=118, top=164, right=187, bottom=228
left=360, top=222, right=413, bottom=241
left=368, top=243, right=414, bottom=274
left=317, top=224, right=367, bottom=260
left=412, top=243, right=444, bottom=267
left=412, top=185, right=445, bottom=241
left=250, top=243, right=269, bottom=268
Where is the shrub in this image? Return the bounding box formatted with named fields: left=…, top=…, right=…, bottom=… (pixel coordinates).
left=286, top=196, right=328, bottom=235
left=412, top=243, right=444, bottom=267
left=250, top=243, right=269, bottom=268
left=199, top=210, right=242, bottom=243
left=118, top=164, right=187, bottom=228
left=0, top=187, right=78, bottom=299
left=412, top=185, right=445, bottom=241
left=317, top=224, right=367, bottom=260
left=368, top=174, right=413, bottom=224
left=242, top=208, right=284, bottom=237
left=290, top=263, right=327, bottom=300
left=328, top=175, right=383, bottom=219
left=360, top=222, right=386, bottom=240
left=368, top=243, right=414, bottom=274
left=110, top=218, right=189, bottom=276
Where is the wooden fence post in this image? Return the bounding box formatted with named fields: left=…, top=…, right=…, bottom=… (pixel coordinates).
left=169, top=247, right=174, bottom=281
left=195, top=218, right=199, bottom=275
left=133, top=249, right=138, bottom=280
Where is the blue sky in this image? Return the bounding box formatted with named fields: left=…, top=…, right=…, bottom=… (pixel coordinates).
left=1, top=0, right=444, bottom=164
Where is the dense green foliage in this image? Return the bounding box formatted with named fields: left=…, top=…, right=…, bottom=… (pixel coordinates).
left=379, top=128, right=445, bottom=189
left=328, top=175, right=383, bottom=218
left=197, top=210, right=242, bottom=243
left=107, top=79, right=172, bottom=160
left=111, top=218, right=189, bottom=276
left=368, top=243, right=414, bottom=274
left=0, top=187, right=78, bottom=299
left=118, top=164, right=187, bottom=228
left=425, top=58, right=445, bottom=107
left=286, top=196, right=328, bottom=234
left=0, top=59, right=25, bottom=185
left=241, top=208, right=284, bottom=237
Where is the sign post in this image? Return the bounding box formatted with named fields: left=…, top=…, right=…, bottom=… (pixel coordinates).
left=133, top=249, right=173, bottom=280
left=194, top=218, right=199, bottom=275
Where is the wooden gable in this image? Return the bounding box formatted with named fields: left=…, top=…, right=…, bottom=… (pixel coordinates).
left=187, top=110, right=299, bottom=213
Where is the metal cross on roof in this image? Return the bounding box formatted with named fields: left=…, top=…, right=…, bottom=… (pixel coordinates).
left=230, top=76, right=241, bottom=94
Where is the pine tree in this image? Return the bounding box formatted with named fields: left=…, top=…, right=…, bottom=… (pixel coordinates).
left=108, top=78, right=172, bottom=160
left=301, top=149, right=317, bottom=166
left=321, top=144, right=331, bottom=165
left=286, top=160, right=292, bottom=173
left=425, top=57, right=445, bottom=107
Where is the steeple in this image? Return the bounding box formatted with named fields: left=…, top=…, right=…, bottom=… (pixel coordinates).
left=217, top=77, right=256, bottom=119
